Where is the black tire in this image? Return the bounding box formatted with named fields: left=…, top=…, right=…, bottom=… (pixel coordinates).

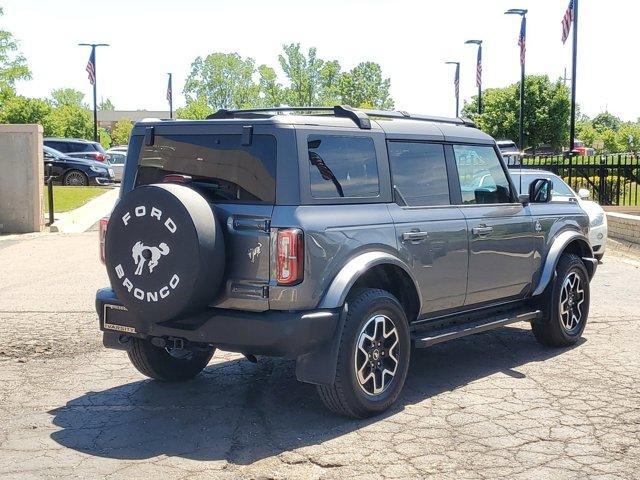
left=127, top=338, right=215, bottom=382
left=317, top=289, right=410, bottom=418
left=532, top=253, right=590, bottom=347
left=63, top=170, right=88, bottom=186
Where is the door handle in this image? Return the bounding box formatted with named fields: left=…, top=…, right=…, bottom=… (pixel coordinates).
left=402, top=230, right=429, bottom=242
left=472, top=226, right=494, bottom=236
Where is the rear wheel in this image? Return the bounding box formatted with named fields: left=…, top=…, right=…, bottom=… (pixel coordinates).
left=63, top=170, right=88, bottom=186
left=128, top=338, right=215, bottom=381
left=317, top=289, right=410, bottom=418
left=532, top=253, right=590, bottom=347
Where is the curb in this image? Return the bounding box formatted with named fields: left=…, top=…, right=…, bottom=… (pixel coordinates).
left=49, top=187, right=119, bottom=234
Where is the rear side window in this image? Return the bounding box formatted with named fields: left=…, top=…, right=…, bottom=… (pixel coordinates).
left=46, top=141, right=68, bottom=152
left=388, top=142, right=450, bottom=206
left=453, top=145, right=512, bottom=204
left=134, top=134, right=276, bottom=204
left=308, top=135, right=379, bottom=199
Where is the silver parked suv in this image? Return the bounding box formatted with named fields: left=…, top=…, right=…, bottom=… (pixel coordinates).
left=96, top=106, right=597, bottom=418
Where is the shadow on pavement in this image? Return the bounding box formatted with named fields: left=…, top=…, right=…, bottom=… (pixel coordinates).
left=48, top=326, right=584, bottom=464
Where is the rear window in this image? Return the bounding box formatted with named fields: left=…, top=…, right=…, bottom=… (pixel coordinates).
left=134, top=133, right=277, bottom=204
left=308, top=135, right=379, bottom=199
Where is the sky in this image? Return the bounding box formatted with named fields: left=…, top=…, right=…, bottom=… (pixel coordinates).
left=2, top=0, right=638, bottom=121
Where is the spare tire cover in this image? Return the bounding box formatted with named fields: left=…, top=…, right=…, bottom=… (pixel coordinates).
left=105, top=183, right=224, bottom=323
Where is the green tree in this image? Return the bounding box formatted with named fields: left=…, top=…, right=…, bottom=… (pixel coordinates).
left=0, top=7, right=31, bottom=96
left=338, top=62, right=394, bottom=109
left=462, top=75, right=570, bottom=152
left=258, top=65, right=285, bottom=107
left=618, top=123, right=640, bottom=154
left=591, top=111, right=621, bottom=133
left=50, top=88, right=85, bottom=108
left=176, top=96, right=213, bottom=119
left=46, top=105, right=93, bottom=139
left=278, top=44, right=342, bottom=106
left=99, top=98, right=115, bottom=111
left=99, top=127, right=111, bottom=148
left=183, top=52, right=259, bottom=110
left=111, top=118, right=133, bottom=145
left=0, top=95, right=52, bottom=131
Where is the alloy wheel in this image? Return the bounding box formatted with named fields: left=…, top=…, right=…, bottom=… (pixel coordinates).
left=354, top=314, right=399, bottom=396
left=65, top=171, right=87, bottom=186
left=559, top=271, right=585, bottom=333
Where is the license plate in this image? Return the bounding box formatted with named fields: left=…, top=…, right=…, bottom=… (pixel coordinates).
left=103, top=304, right=137, bottom=334
left=108, top=168, right=115, bottom=177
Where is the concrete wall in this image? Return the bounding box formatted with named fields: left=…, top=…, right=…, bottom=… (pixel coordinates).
left=607, top=212, right=640, bottom=246
left=0, top=124, right=43, bottom=233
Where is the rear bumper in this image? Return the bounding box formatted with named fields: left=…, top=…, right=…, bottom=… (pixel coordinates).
left=95, top=288, right=340, bottom=358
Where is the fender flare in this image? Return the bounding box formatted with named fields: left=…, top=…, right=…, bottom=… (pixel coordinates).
left=317, top=251, right=423, bottom=310
left=531, top=230, right=594, bottom=297
left=296, top=251, right=421, bottom=386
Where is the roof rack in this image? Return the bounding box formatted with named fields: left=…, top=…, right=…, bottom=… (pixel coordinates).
left=206, top=105, right=476, bottom=130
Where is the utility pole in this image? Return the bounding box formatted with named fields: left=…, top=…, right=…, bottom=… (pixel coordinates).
left=445, top=61, right=460, bottom=117
left=79, top=43, right=109, bottom=142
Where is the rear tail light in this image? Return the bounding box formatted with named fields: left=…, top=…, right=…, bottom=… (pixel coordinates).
left=99, top=216, right=109, bottom=264
left=163, top=174, right=192, bottom=184
left=96, top=153, right=106, bottom=162
left=276, top=228, right=304, bottom=285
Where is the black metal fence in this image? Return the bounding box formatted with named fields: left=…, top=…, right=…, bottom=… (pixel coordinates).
left=519, top=153, right=640, bottom=206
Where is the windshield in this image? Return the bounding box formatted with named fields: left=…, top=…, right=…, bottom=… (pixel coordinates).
left=511, top=172, right=576, bottom=198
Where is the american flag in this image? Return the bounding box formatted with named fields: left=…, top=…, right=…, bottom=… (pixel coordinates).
left=86, top=49, right=96, bottom=85
left=518, top=16, right=526, bottom=66
left=561, top=0, right=574, bottom=44
left=166, top=76, right=172, bottom=104
left=454, top=64, right=460, bottom=100
left=475, top=47, right=482, bottom=88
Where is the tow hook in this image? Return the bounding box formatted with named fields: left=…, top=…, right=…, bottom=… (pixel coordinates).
left=150, top=337, right=184, bottom=350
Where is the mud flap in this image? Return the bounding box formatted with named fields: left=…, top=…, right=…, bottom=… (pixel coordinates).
left=295, top=305, right=347, bottom=386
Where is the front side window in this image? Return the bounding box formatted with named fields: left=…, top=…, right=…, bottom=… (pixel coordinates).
left=453, top=145, right=512, bottom=204
left=308, top=135, right=379, bottom=199
left=388, top=142, right=450, bottom=206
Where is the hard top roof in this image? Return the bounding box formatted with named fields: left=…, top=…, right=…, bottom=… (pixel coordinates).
left=132, top=106, right=495, bottom=144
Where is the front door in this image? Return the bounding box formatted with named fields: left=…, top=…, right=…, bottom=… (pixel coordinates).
left=452, top=144, right=534, bottom=306
left=387, top=141, right=468, bottom=316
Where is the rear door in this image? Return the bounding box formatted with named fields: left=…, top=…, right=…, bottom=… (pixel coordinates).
left=452, top=144, right=534, bottom=306
left=133, top=126, right=278, bottom=312
left=387, top=141, right=468, bottom=315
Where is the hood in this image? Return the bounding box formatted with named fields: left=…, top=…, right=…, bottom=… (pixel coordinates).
left=63, top=155, right=109, bottom=169
left=578, top=199, right=605, bottom=218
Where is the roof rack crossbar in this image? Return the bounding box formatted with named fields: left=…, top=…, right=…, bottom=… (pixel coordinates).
left=206, top=106, right=476, bottom=129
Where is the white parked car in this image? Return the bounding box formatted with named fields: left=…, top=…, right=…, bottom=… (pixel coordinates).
left=106, top=149, right=127, bottom=182
left=510, top=170, right=607, bottom=260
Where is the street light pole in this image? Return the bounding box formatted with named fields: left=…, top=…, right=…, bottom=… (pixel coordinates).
left=465, top=40, right=483, bottom=114
left=505, top=8, right=528, bottom=151
left=79, top=43, right=109, bottom=143
left=445, top=61, right=460, bottom=117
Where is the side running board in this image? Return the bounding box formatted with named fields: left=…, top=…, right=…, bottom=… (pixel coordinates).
left=413, top=310, right=541, bottom=348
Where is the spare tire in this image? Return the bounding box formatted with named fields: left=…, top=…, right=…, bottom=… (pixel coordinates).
left=105, top=183, right=225, bottom=323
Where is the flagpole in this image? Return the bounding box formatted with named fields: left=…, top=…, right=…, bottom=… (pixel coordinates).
left=167, top=73, right=173, bottom=119
left=465, top=40, right=483, bottom=115
left=79, top=43, right=109, bottom=143
left=506, top=9, right=528, bottom=151
left=445, top=61, right=460, bottom=117
left=569, top=0, right=579, bottom=152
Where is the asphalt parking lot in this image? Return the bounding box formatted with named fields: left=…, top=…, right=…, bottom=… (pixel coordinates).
left=0, top=232, right=639, bottom=479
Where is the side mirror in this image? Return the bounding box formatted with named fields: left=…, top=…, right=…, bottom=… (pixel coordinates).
left=518, top=194, right=530, bottom=206
left=529, top=178, right=553, bottom=203
left=578, top=188, right=590, bottom=200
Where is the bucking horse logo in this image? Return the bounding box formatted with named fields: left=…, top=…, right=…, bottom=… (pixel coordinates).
left=131, top=241, right=170, bottom=275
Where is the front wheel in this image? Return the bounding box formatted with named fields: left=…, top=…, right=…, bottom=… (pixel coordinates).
left=532, top=253, right=590, bottom=347
left=317, top=289, right=410, bottom=418
left=63, top=170, right=88, bottom=186
left=128, top=338, right=215, bottom=381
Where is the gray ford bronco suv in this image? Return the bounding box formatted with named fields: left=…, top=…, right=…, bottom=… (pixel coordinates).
left=97, top=106, right=597, bottom=418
